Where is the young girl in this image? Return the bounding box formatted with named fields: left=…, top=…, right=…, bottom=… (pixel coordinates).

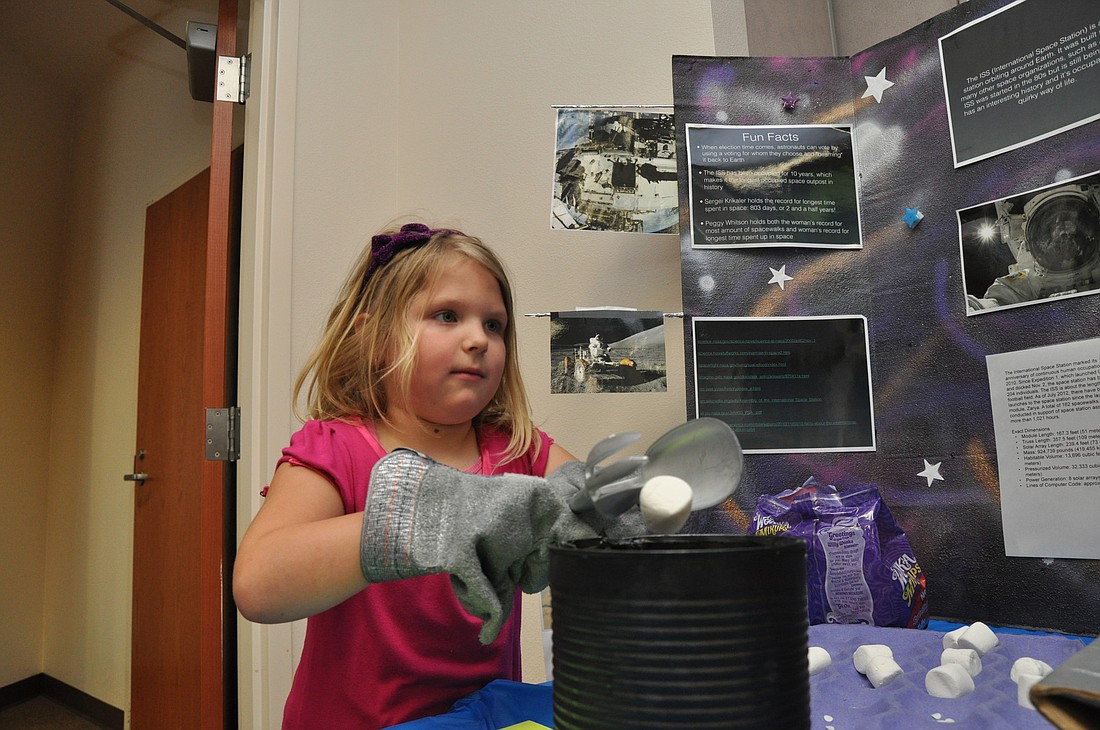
left=232, top=222, right=580, bottom=728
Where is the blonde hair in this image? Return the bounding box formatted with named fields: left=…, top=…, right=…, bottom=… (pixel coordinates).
left=294, top=224, right=537, bottom=462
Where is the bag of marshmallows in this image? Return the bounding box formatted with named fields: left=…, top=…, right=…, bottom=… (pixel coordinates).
left=751, top=477, right=928, bottom=629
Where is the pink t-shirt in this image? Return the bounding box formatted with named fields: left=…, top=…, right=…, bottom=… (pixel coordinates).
left=275, top=419, right=552, bottom=729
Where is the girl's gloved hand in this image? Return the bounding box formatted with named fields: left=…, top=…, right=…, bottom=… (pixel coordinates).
left=361, top=450, right=643, bottom=644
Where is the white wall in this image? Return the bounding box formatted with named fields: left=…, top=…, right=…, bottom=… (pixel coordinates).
left=391, top=3, right=718, bottom=460
left=0, top=43, right=71, bottom=691
left=271, top=0, right=721, bottom=505
left=832, top=0, right=961, bottom=55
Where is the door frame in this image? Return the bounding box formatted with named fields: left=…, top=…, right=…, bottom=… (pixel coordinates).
left=236, top=0, right=303, bottom=726
left=200, top=1, right=242, bottom=727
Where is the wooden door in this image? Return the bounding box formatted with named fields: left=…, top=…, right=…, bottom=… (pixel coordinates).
left=130, top=166, right=210, bottom=729
left=130, top=147, right=242, bottom=729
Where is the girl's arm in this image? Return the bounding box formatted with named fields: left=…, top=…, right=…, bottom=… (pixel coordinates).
left=232, top=462, right=367, bottom=624
left=235, top=441, right=581, bottom=623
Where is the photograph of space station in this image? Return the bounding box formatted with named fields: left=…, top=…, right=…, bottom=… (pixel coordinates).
left=552, top=108, right=678, bottom=233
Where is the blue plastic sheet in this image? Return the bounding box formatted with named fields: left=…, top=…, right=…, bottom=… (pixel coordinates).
left=386, top=680, right=552, bottom=730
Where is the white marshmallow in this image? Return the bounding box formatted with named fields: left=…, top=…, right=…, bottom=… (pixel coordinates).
left=865, top=655, right=905, bottom=688
left=1017, top=671, right=1043, bottom=709
left=925, top=663, right=976, bottom=698
left=853, top=644, right=893, bottom=674
left=808, top=646, right=832, bottom=676
left=940, top=647, right=982, bottom=677
left=639, top=475, right=693, bottom=534
left=1010, top=657, right=1053, bottom=684
left=957, top=621, right=999, bottom=656
left=942, top=626, right=967, bottom=650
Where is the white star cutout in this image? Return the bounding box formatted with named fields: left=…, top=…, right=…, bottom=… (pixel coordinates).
left=768, top=265, right=794, bottom=290
left=918, top=459, right=944, bottom=487
left=862, top=67, right=895, bottom=103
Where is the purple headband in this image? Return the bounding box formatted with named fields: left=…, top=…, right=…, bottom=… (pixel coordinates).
left=363, top=222, right=459, bottom=280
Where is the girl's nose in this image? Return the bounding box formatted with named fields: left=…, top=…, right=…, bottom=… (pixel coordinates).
left=464, top=324, right=489, bottom=351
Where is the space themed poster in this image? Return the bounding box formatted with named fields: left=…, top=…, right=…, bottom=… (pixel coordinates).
left=671, top=0, right=1100, bottom=633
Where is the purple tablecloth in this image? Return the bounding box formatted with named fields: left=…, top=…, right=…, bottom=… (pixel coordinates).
left=808, top=623, right=1086, bottom=729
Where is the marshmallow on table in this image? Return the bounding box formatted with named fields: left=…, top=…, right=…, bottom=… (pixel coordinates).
left=942, top=626, right=967, bottom=650
left=853, top=645, right=903, bottom=688
left=853, top=644, right=893, bottom=673
left=808, top=646, right=832, bottom=676
left=1010, top=656, right=1053, bottom=684
left=957, top=621, right=999, bottom=656
left=1012, top=657, right=1054, bottom=710
left=866, top=655, right=905, bottom=688
left=925, top=663, right=976, bottom=698
left=1016, top=670, right=1044, bottom=710
left=638, top=475, right=693, bottom=534
left=940, top=647, right=982, bottom=677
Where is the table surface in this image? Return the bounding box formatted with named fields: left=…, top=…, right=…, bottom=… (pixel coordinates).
left=807, top=622, right=1085, bottom=729
left=389, top=622, right=1091, bottom=729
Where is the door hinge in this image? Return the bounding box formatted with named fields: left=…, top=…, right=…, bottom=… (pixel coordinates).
left=205, top=407, right=241, bottom=461
left=215, top=54, right=250, bottom=104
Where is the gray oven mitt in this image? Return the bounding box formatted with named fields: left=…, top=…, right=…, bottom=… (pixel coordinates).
left=361, top=449, right=643, bottom=644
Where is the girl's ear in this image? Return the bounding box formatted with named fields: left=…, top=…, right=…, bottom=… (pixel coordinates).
left=355, top=312, right=371, bottom=330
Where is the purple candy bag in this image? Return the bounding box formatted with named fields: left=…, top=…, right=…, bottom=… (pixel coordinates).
left=751, top=477, right=928, bottom=629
